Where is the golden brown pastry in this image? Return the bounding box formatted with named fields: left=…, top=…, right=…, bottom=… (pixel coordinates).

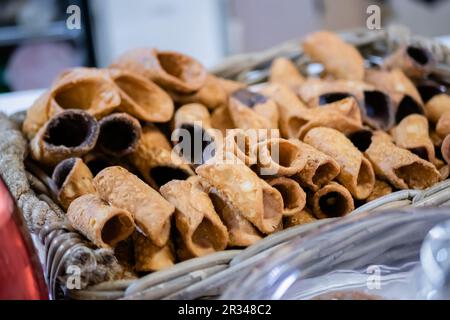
left=160, top=179, right=228, bottom=259
left=436, top=111, right=450, bottom=138
left=133, top=231, right=175, bottom=272
left=283, top=209, right=316, bottom=228
left=111, top=48, right=207, bottom=93
left=310, top=182, right=355, bottom=219
left=383, top=45, right=434, bottom=79
left=67, top=194, right=135, bottom=249
left=29, top=109, right=99, bottom=166
left=425, top=94, right=450, bottom=123
left=303, top=31, right=365, bottom=81
left=269, top=57, right=305, bottom=90
left=93, top=166, right=175, bottom=247
left=52, top=157, right=95, bottom=210
left=267, top=177, right=306, bottom=217
left=367, top=180, right=393, bottom=202
left=365, top=132, right=440, bottom=189
left=108, top=68, right=174, bottom=122
left=210, top=105, right=235, bottom=135
left=304, top=127, right=375, bottom=200
left=97, top=113, right=142, bottom=157
left=128, top=125, right=194, bottom=189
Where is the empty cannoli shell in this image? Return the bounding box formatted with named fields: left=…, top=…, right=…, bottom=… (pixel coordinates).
left=364, top=69, right=423, bottom=106
left=283, top=209, right=316, bottom=228
left=108, top=69, right=174, bottom=122
left=67, top=194, right=135, bottom=249
left=417, top=81, right=447, bottom=104
left=361, top=90, right=395, bottom=130
left=290, top=140, right=340, bottom=192
left=97, top=113, right=142, bottom=157
left=160, top=179, right=228, bottom=259
left=255, top=138, right=306, bottom=177
left=221, top=129, right=259, bottom=166
left=133, top=231, right=175, bottom=272
left=365, top=132, right=440, bottom=190
left=367, top=180, right=393, bottom=202
left=269, top=57, right=305, bottom=90
left=169, top=75, right=240, bottom=110
left=196, top=161, right=283, bottom=234
left=128, top=125, right=194, bottom=189
left=228, top=89, right=279, bottom=130
left=83, top=152, right=117, bottom=176
left=93, top=166, right=175, bottom=247
left=260, top=84, right=310, bottom=139
left=391, top=92, right=425, bottom=124
left=346, top=128, right=374, bottom=152
left=210, top=105, right=235, bottom=135
left=436, top=111, right=450, bottom=138
left=304, top=127, right=375, bottom=200
left=303, top=31, right=365, bottom=81
left=111, top=48, right=207, bottom=93
left=425, top=94, right=450, bottom=123
left=30, top=109, right=99, bottom=166
left=318, top=96, right=362, bottom=123
left=310, top=182, right=355, bottom=219
left=52, top=157, right=95, bottom=210
left=391, top=114, right=436, bottom=163
left=383, top=45, right=435, bottom=79
left=267, top=177, right=306, bottom=217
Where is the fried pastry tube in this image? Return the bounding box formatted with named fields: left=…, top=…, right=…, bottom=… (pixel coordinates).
left=290, top=140, right=340, bottom=192
left=29, top=109, right=99, bottom=166
left=52, top=157, right=95, bottom=210
left=228, top=89, right=279, bottom=130
left=361, top=90, right=395, bottom=131
left=111, top=48, right=207, bottom=93
left=391, top=114, right=436, bottom=163
left=160, top=179, right=228, bottom=259
left=23, top=68, right=121, bottom=139
left=425, top=94, right=450, bottom=123
left=196, top=161, right=283, bottom=234
left=283, top=209, right=316, bottom=228
left=67, top=194, right=135, bottom=249
left=255, top=138, right=306, bottom=177
left=304, top=127, right=375, bottom=200
left=210, top=105, right=235, bottom=135
left=222, top=129, right=258, bottom=166
left=367, top=180, right=393, bottom=202
left=133, top=231, right=175, bottom=272
left=436, top=111, right=450, bottom=138
left=97, top=113, right=142, bottom=157
left=383, top=45, right=434, bottom=79
left=269, top=57, right=305, bottom=90
left=128, top=125, right=194, bottom=189
left=93, top=166, right=175, bottom=247
left=303, top=31, right=365, bottom=81
left=365, top=132, right=440, bottom=190
left=108, top=69, right=174, bottom=122
left=267, top=177, right=306, bottom=217
left=310, top=182, right=355, bottom=219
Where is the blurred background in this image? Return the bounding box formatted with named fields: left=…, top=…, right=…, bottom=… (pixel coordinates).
left=0, top=0, right=449, bottom=93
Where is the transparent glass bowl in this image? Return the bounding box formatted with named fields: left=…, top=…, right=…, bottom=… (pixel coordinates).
left=222, top=208, right=450, bottom=300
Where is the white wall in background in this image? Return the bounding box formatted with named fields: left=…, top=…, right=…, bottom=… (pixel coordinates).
left=90, top=0, right=226, bottom=68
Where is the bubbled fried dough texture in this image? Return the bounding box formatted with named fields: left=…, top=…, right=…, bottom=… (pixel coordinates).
left=196, top=163, right=283, bottom=234
left=267, top=177, right=306, bottom=217
left=290, top=140, right=340, bottom=192
left=93, top=166, right=175, bottom=247
left=311, top=182, right=354, bottom=219
left=304, top=127, right=375, bottom=200
left=365, top=132, right=440, bottom=190
left=303, top=31, right=365, bottom=81
left=67, top=194, right=135, bottom=249
left=160, top=179, right=228, bottom=259
left=133, top=231, right=175, bottom=272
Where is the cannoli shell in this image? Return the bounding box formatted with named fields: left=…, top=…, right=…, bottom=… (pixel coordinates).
left=436, top=110, right=450, bottom=138
left=133, top=231, right=175, bottom=272
left=210, top=105, right=235, bottom=135
left=304, top=127, right=375, bottom=200
left=367, top=180, right=393, bottom=202
left=160, top=179, right=228, bottom=259
left=221, top=129, right=259, bottom=166
left=283, top=209, right=316, bottom=228
left=441, top=134, right=450, bottom=164
left=174, top=103, right=212, bottom=130
left=267, top=177, right=306, bottom=217
left=196, top=161, right=283, bottom=234
left=269, top=57, right=305, bottom=90
left=303, top=31, right=365, bottom=81
left=93, top=166, right=175, bottom=247
left=425, top=94, right=450, bottom=124
left=67, top=194, right=135, bottom=249
left=383, top=45, right=434, bottom=79
left=391, top=114, right=436, bottom=164
left=365, top=132, right=440, bottom=190
left=108, top=69, right=174, bottom=122
left=290, top=140, right=341, bottom=192
left=310, top=182, right=355, bottom=219
left=52, top=157, right=95, bottom=210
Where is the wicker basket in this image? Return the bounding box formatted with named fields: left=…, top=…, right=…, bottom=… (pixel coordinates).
left=1, top=26, right=450, bottom=300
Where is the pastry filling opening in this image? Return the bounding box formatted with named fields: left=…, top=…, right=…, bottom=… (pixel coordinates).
left=318, top=191, right=349, bottom=217
left=179, top=123, right=213, bottom=165
left=157, top=52, right=185, bottom=80
left=272, top=183, right=301, bottom=210
left=417, top=84, right=445, bottom=103
left=312, top=162, right=338, bottom=187
left=319, top=92, right=352, bottom=105
left=409, top=147, right=429, bottom=161
left=396, top=95, right=423, bottom=123
left=192, top=218, right=223, bottom=251
left=150, top=166, right=190, bottom=188
left=364, top=90, right=392, bottom=130
left=45, top=112, right=95, bottom=148
left=99, top=117, right=139, bottom=154
left=53, top=158, right=77, bottom=189
left=407, top=46, right=429, bottom=66
left=347, top=130, right=373, bottom=152
left=102, top=214, right=134, bottom=246
left=395, top=162, right=436, bottom=189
